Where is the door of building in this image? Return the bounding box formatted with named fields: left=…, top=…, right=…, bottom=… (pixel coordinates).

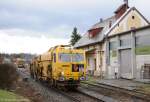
left=89, top=57, right=95, bottom=75
left=143, top=64, right=150, bottom=79
left=120, top=49, right=133, bottom=79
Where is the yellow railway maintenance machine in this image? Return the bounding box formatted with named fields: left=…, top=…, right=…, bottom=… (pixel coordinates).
left=30, top=45, right=86, bottom=89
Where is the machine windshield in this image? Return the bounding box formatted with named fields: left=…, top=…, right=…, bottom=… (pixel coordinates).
left=59, top=53, right=71, bottom=62
left=59, top=53, right=84, bottom=62
left=72, top=53, right=84, bottom=62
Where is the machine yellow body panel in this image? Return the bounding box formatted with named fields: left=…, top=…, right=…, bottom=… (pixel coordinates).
left=30, top=45, right=86, bottom=87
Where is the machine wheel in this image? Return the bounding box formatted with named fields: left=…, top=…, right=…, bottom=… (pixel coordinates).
left=52, top=79, right=57, bottom=87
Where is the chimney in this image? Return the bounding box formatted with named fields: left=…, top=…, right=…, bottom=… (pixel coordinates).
left=114, top=2, right=129, bottom=19
left=100, top=18, right=103, bottom=23
left=124, top=0, right=128, bottom=6
left=109, top=21, right=112, bottom=28
left=124, top=0, right=129, bottom=9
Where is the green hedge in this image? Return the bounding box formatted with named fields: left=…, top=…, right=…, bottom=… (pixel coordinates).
left=0, top=64, right=19, bottom=89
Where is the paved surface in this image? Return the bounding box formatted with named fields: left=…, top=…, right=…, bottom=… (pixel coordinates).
left=96, top=79, right=147, bottom=91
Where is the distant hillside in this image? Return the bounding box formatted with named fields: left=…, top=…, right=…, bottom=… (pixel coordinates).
left=0, top=53, right=36, bottom=63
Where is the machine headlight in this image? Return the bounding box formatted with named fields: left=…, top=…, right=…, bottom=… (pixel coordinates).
left=80, top=77, right=85, bottom=81
left=59, top=76, right=65, bottom=81
left=61, top=72, right=64, bottom=76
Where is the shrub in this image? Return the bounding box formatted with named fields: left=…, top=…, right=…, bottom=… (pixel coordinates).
left=0, top=64, right=19, bottom=89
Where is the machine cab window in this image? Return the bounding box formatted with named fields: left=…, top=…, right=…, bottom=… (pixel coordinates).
left=59, top=53, right=71, bottom=62
left=53, top=53, right=56, bottom=62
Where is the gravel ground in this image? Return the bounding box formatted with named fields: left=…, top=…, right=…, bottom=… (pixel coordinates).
left=17, top=68, right=75, bottom=102
left=28, top=79, right=75, bottom=102
left=14, top=79, right=45, bottom=102
left=65, top=90, right=101, bottom=102
left=19, top=68, right=142, bottom=102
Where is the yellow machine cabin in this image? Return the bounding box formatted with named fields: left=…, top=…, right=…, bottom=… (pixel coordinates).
left=30, top=45, right=86, bottom=88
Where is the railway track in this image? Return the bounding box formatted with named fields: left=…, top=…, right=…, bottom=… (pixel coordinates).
left=52, top=88, right=103, bottom=102
left=81, top=82, right=150, bottom=102
left=38, top=80, right=105, bottom=102
left=43, top=82, right=104, bottom=102
left=49, top=87, right=81, bottom=102
left=17, top=68, right=150, bottom=102
left=76, top=89, right=104, bottom=102
left=78, top=85, right=117, bottom=102
left=17, top=68, right=104, bottom=102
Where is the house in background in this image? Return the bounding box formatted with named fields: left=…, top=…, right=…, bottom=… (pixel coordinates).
left=74, top=2, right=149, bottom=79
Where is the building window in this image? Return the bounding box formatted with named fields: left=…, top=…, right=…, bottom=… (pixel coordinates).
left=88, top=27, right=103, bottom=38
left=132, top=16, right=135, bottom=19
left=141, top=64, right=150, bottom=79
left=120, top=39, right=131, bottom=47
left=87, top=58, right=90, bottom=66
left=94, top=59, right=97, bottom=71
left=136, top=35, right=150, bottom=55
left=136, top=35, right=150, bottom=47
left=109, top=41, right=117, bottom=50
left=53, top=53, right=56, bottom=62
left=118, top=23, right=119, bottom=27
left=109, top=41, right=117, bottom=63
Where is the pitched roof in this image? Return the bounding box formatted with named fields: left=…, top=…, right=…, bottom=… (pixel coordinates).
left=74, top=7, right=149, bottom=48
left=74, top=16, right=116, bottom=48
left=114, top=3, right=129, bottom=13
left=105, top=7, right=150, bottom=36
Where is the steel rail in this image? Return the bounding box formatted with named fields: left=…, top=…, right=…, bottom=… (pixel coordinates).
left=81, top=82, right=150, bottom=101
left=76, top=89, right=104, bottom=102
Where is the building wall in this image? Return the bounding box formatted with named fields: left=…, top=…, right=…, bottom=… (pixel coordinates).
left=135, top=28, right=150, bottom=80
left=106, top=8, right=149, bottom=80
left=102, top=42, right=106, bottom=78
left=78, top=43, right=106, bottom=77
left=75, top=8, right=149, bottom=79
left=107, top=37, right=118, bottom=79
left=136, top=55, right=150, bottom=79
left=107, top=27, right=150, bottom=80
left=109, top=9, right=149, bottom=36
left=94, top=43, right=106, bottom=77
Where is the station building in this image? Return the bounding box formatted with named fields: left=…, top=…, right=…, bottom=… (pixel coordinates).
left=74, top=3, right=150, bottom=81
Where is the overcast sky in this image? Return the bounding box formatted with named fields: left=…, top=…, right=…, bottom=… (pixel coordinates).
left=0, top=0, right=149, bottom=54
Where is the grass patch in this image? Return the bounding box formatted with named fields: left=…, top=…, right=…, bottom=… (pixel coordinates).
left=135, top=84, right=150, bottom=95
left=0, top=89, right=18, bottom=99
left=0, top=89, right=29, bottom=102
